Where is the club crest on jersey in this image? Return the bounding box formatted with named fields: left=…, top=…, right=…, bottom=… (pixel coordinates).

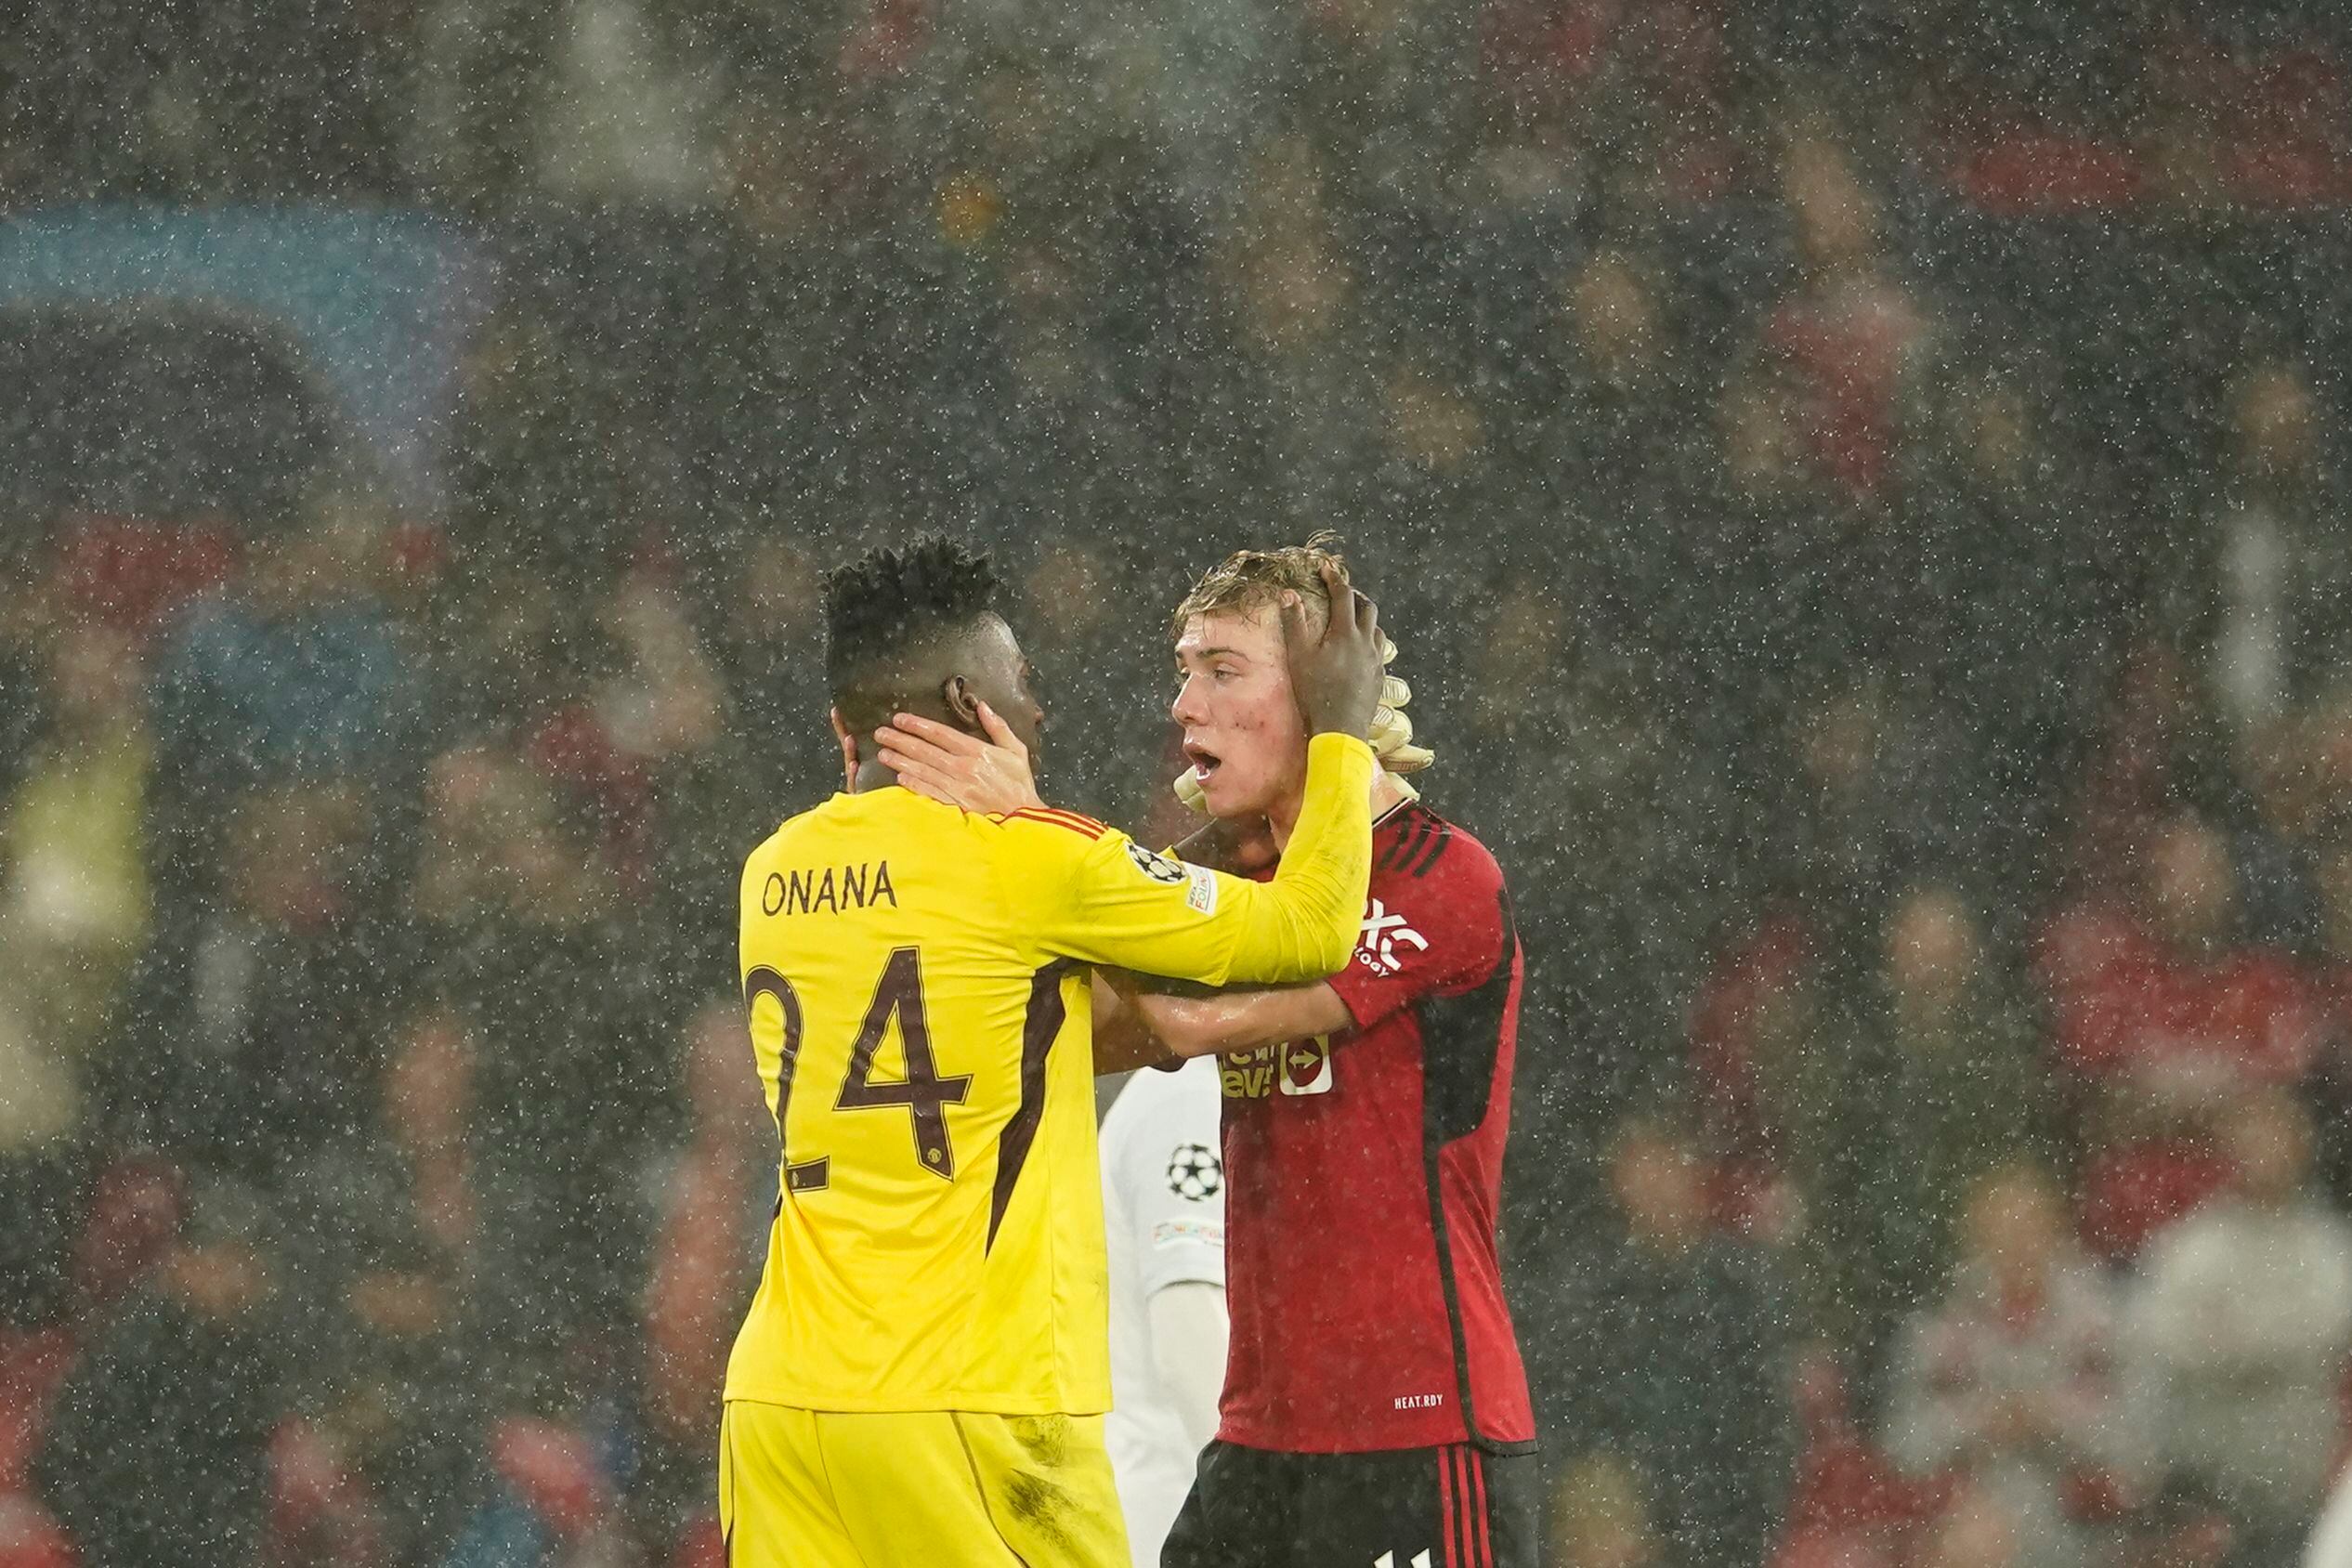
left=1355, top=897, right=1427, bottom=976
left=1125, top=840, right=1187, bottom=884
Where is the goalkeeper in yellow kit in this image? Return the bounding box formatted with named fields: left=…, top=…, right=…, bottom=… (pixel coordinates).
left=721, top=537, right=1386, bottom=1567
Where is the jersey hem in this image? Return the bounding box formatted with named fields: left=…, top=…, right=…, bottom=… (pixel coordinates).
left=724, top=1387, right=1113, bottom=1417
left=1209, top=1423, right=1538, bottom=1456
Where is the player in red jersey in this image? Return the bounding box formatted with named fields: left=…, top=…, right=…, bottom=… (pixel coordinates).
left=875, top=538, right=1537, bottom=1568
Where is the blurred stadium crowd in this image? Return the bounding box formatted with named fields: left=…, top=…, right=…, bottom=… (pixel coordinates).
left=7, top=2, right=2352, bottom=1565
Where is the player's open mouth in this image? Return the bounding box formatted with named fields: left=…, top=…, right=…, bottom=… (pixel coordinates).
left=1183, top=742, right=1221, bottom=781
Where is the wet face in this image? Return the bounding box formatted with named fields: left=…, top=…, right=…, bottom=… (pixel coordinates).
left=951, top=612, right=1047, bottom=757
left=1171, top=602, right=1311, bottom=822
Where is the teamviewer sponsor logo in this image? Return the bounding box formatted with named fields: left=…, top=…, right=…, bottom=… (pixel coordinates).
left=1355, top=898, right=1427, bottom=976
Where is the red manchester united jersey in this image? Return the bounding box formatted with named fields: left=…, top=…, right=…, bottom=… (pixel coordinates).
left=1214, top=799, right=1535, bottom=1454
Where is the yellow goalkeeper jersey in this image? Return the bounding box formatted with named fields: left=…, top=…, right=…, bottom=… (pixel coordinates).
left=725, top=732, right=1376, bottom=1416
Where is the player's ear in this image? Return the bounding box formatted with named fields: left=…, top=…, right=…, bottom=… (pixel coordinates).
left=941, top=673, right=983, bottom=732
left=830, top=707, right=858, bottom=791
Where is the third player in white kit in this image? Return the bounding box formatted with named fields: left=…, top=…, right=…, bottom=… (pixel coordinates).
left=1101, top=1057, right=1229, bottom=1568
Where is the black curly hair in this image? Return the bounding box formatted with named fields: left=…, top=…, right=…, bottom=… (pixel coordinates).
left=823, top=536, right=1001, bottom=721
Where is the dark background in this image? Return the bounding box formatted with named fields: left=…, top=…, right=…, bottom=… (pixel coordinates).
left=6, top=3, right=2352, bottom=1564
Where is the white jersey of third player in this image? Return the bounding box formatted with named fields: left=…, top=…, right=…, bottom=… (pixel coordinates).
left=1102, top=1056, right=1227, bottom=1568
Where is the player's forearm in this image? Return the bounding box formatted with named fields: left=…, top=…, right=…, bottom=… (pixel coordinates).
left=1131, top=985, right=1351, bottom=1059
left=1226, top=733, right=1374, bottom=983
left=1088, top=973, right=1172, bottom=1073
left=1130, top=994, right=1254, bottom=1059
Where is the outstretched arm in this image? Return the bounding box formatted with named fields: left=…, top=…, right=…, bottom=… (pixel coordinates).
left=985, top=731, right=1373, bottom=988
left=880, top=705, right=1283, bottom=876
left=1128, top=982, right=1356, bottom=1060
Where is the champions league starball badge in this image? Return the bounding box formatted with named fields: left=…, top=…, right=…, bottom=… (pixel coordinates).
left=1165, top=1143, right=1223, bottom=1201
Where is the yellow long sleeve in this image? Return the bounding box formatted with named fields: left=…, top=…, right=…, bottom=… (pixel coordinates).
left=1009, top=733, right=1376, bottom=987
